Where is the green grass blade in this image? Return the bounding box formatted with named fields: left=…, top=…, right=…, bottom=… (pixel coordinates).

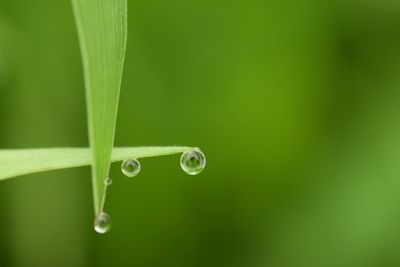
left=72, top=0, right=128, bottom=214
left=0, top=147, right=193, bottom=181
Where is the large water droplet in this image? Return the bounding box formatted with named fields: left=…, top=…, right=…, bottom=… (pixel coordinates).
left=94, top=212, right=112, bottom=234
left=121, top=159, right=141, bottom=177
left=180, top=149, right=206, bottom=175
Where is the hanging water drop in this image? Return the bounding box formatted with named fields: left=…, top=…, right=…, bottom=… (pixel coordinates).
left=121, top=159, right=141, bottom=177
left=94, top=212, right=112, bottom=234
left=104, top=177, right=113, bottom=186
left=180, top=149, right=206, bottom=175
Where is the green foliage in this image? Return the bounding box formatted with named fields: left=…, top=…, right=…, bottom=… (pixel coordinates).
left=0, top=0, right=198, bottom=219
left=0, top=146, right=193, bottom=181
left=71, top=0, right=127, bottom=214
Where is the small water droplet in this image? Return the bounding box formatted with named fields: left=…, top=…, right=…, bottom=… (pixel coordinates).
left=104, top=177, right=113, bottom=186
left=180, top=149, right=206, bottom=175
left=94, top=212, right=112, bottom=234
left=121, top=159, right=141, bottom=177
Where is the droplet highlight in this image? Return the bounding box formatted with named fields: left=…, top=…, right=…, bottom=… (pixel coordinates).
left=180, top=149, right=206, bottom=175
left=121, top=159, right=141, bottom=177
left=94, top=212, right=112, bottom=234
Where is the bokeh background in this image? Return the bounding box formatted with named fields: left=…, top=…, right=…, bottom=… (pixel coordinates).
left=1, top=0, right=400, bottom=266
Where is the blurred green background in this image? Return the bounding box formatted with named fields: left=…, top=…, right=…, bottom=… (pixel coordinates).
left=1, top=0, right=400, bottom=266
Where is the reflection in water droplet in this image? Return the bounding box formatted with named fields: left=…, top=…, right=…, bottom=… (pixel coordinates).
left=121, top=159, right=141, bottom=177
left=104, top=177, right=113, bottom=186
left=94, top=212, right=112, bottom=234
left=180, top=149, right=206, bottom=175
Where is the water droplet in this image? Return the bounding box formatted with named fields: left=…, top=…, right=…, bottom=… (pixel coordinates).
left=104, top=177, right=113, bottom=186
left=94, top=212, right=112, bottom=234
left=180, top=149, right=206, bottom=175
left=121, top=159, right=141, bottom=177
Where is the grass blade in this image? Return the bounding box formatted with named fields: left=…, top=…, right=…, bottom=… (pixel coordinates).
left=0, top=147, right=193, bottom=181
left=72, top=0, right=128, bottom=214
